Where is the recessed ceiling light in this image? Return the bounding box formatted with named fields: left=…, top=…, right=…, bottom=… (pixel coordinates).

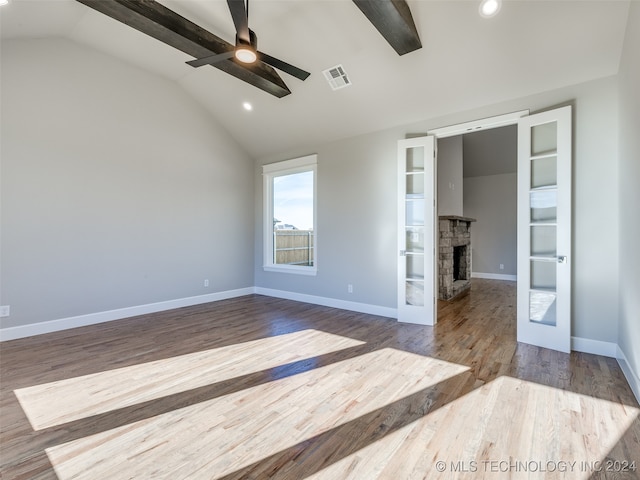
left=479, top=0, right=501, bottom=18
left=0, top=0, right=9, bottom=6
left=243, top=102, right=253, bottom=111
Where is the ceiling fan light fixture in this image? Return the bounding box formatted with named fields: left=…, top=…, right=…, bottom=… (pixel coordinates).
left=235, top=46, right=257, bottom=64
left=479, top=0, right=501, bottom=18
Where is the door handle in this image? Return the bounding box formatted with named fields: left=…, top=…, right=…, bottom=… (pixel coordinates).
left=557, top=255, right=567, bottom=264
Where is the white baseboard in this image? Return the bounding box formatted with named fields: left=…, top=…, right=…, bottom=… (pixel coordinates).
left=1, top=287, right=396, bottom=342
left=254, top=287, right=397, bottom=319
left=571, top=336, right=617, bottom=357
left=617, top=346, right=640, bottom=405
left=471, top=272, right=517, bottom=282
left=0, top=287, right=254, bottom=342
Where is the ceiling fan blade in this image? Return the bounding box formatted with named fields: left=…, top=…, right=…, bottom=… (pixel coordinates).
left=258, top=52, right=310, bottom=81
left=227, top=0, right=250, bottom=43
left=187, top=51, right=235, bottom=68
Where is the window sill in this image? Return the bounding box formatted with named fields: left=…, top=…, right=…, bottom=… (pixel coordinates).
left=263, top=265, right=318, bottom=276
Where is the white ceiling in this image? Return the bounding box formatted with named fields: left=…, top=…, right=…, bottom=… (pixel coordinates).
left=1, top=0, right=631, bottom=158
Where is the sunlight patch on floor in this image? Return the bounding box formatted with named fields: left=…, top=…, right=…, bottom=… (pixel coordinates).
left=305, top=376, right=640, bottom=479
left=15, top=329, right=364, bottom=430
left=44, top=348, right=469, bottom=480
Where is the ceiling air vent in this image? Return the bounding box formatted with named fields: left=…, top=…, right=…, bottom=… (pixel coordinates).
left=322, top=64, right=351, bottom=91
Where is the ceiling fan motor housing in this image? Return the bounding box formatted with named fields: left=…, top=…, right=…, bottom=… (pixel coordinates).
left=237, top=29, right=258, bottom=50
left=234, top=29, right=258, bottom=63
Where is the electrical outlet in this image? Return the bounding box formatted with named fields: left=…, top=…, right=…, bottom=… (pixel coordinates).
left=0, top=306, right=10, bottom=318
left=499, top=264, right=504, bottom=270
left=347, top=284, right=353, bottom=294
left=204, top=279, right=209, bottom=287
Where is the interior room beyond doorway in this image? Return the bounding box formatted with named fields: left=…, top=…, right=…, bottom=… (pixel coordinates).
left=437, top=124, right=518, bottom=289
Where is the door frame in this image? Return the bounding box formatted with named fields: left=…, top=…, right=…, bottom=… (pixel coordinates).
left=427, top=110, right=530, bottom=139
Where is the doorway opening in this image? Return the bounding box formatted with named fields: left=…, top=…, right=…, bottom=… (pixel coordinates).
left=429, top=111, right=525, bottom=307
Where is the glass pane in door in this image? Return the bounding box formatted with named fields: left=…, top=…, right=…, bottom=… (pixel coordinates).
left=531, top=156, right=557, bottom=188
left=406, top=199, right=424, bottom=226
left=531, top=225, right=556, bottom=257
left=406, top=173, right=425, bottom=196
left=406, top=147, right=425, bottom=172
left=531, top=122, right=557, bottom=156
left=406, top=227, right=424, bottom=253
left=530, top=190, right=557, bottom=223
left=531, top=260, right=556, bottom=291
left=406, top=281, right=424, bottom=306
left=529, top=291, right=557, bottom=325
left=406, top=255, right=424, bottom=279
left=529, top=121, right=559, bottom=327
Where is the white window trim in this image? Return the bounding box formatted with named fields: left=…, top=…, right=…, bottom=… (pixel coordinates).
left=263, top=154, right=317, bottom=275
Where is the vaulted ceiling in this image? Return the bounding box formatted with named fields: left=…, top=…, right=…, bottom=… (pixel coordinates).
left=1, top=0, right=631, bottom=158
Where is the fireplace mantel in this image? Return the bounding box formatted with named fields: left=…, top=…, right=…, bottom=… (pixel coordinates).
left=438, top=215, right=477, bottom=223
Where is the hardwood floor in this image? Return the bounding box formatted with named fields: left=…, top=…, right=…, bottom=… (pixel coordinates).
left=1, top=279, right=638, bottom=479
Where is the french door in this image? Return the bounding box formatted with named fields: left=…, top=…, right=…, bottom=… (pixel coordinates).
left=517, top=106, right=572, bottom=352
left=397, top=136, right=437, bottom=325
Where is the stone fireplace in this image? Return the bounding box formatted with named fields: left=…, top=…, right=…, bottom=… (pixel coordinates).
left=438, top=216, right=476, bottom=300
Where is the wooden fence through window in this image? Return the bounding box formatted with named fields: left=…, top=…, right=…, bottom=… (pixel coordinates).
left=274, top=230, right=314, bottom=266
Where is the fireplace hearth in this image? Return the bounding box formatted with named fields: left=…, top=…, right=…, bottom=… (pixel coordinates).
left=439, top=216, right=475, bottom=300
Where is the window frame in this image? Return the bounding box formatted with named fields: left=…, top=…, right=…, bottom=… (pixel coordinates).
left=262, top=154, right=317, bottom=275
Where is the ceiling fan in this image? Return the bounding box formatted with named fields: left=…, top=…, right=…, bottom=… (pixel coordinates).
left=186, top=0, right=310, bottom=81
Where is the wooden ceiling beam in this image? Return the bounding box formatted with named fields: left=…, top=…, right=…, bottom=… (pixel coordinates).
left=76, top=0, right=291, bottom=97
left=352, top=0, right=422, bottom=56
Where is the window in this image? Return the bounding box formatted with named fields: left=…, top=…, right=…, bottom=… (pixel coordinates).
left=263, top=154, right=317, bottom=275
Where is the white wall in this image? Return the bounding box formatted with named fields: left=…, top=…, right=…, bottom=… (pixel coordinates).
left=255, top=75, right=620, bottom=345
left=463, top=174, right=517, bottom=276
left=437, top=136, right=463, bottom=217
left=617, top=2, right=640, bottom=395
left=0, top=39, right=255, bottom=331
